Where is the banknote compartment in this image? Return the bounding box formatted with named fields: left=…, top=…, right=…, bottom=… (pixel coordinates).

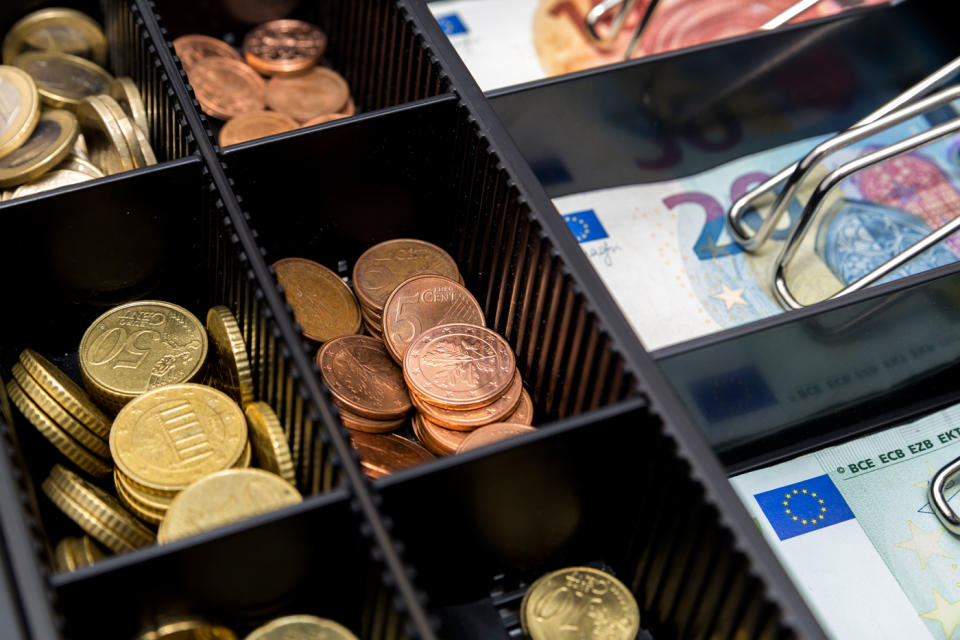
left=152, top=0, right=452, bottom=143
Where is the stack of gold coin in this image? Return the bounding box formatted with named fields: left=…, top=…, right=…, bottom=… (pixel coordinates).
left=0, top=8, right=155, bottom=201
left=245, top=614, right=359, bottom=640
left=109, top=383, right=250, bottom=524
left=42, top=464, right=155, bottom=553
left=78, top=300, right=209, bottom=413
left=52, top=535, right=104, bottom=573
left=135, top=616, right=238, bottom=640
left=520, top=567, right=640, bottom=640
left=352, top=239, right=463, bottom=338
left=5, top=349, right=112, bottom=478
left=173, top=19, right=356, bottom=147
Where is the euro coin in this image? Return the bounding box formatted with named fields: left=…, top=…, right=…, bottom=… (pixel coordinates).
left=97, top=94, right=152, bottom=168
left=79, top=301, right=208, bottom=411
left=382, top=274, right=485, bottom=363
left=11, top=51, right=113, bottom=109
left=404, top=323, right=515, bottom=410
left=352, top=239, right=460, bottom=315
left=245, top=615, right=359, bottom=640
left=189, top=56, right=265, bottom=120
left=19, top=349, right=111, bottom=439
left=0, top=66, right=40, bottom=159
left=3, top=9, right=108, bottom=66
left=53, top=535, right=103, bottom=572
left=12, top=168, right=92, bottom=197
left=349, top=431, right=434, bottom=479
left=110, top=384, right=246, bottom=493
left=114, top=469, right=169, bottom=525
left=218, top=110, right=297, bottom=147
left=111, top=77, right=149, bottom=137
left=172, top=35, right=242, bottom=72
left=337, top=406, right=407, bottom=434
left=317, top=335, right=411, bottom=420
left=273, top=257, right=361, bottom=343
left=505, top=389, right=534, bottom=425
left=244, top=402, right=294, bottom=484
left=243, top=20, right=326, bottom=76
left=520, top=567, right=639, bottom=640
left=77, top=94, right=135, bottom=175
left=410, top=370, right=522, bottom=431
left=205, top=306, right=254, bottom=406
left=158, top=468, right=302, bottom=543
left=0, top=109, right=77, bottom=187
left=455, top=423, right=535, bottom=454
left=135, top=616, right=237, bottom=640
left=265, top=67, right=350, bottom=122
left=412, top=412, right=467, bottom=456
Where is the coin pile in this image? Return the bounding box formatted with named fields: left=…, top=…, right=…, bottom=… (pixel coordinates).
left=7, top=301, right=298, bottom=568
left=174, top=19, right=356, bottom=148
left=134, top=613, right=358, bottom=640
left=520, top=566, right=640, bottom=640
left=0, top=8, right=156, bottom=201
left=52, top=535, right=104, bottom=573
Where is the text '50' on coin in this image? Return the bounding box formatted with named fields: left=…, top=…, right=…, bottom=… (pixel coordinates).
left=79, top=301, right=207, bottom=410
left=520, top=567, right=640, bottom=640
left=382, top=274, right=485, bottom=364
left=352, top=239, right=460, bottom=314
left=318, top=335, right=411, bottom=420
left=404, top=324, right=515, bottom=410
left=273, top=257, right=361, bottom=343
left=110, top=384, right=246, bottom=493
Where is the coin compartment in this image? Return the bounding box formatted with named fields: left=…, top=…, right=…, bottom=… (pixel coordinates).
left=483, top=0, right=960, bottom=471
left=153, top=0, right=451, bottom=144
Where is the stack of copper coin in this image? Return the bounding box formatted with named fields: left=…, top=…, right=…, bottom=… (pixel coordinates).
left=174, top=19, right=355, bottom=148
left=0, top=7, right=156, bottom=201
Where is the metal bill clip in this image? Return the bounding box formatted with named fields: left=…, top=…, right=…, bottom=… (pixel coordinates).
left=930, top=456, right=960, bottom=535
left=724, top=56, right=960, bottom=310
left=584, top=0, right=827, bottom=61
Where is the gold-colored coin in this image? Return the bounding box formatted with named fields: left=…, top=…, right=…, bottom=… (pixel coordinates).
left=11, top=51, right=113, bottom=109
left=206, top=306, right=254, bottom=406
left=273, top=257, right=362, bottom=343
left=245, top=615, right=359, bottom=640
left=520, top=567, right=640, bottom=640
left=11, top=168, right=92, bottom=198
left=3, top=9, right=108, bottom=67
left=52, top=535, right=104, bottom=573
left=97, top=94, right=153, bottom=169
left=0, top=109, right=77, bottom=187
left=11, top=364, right=109, bottom=459
left=53, top=537, right=77, bottom=573
left=233, top=440, right=252, bottom=468
left=157, top=468, right=302, bottom=544
left=19, top=349, right=111, bottom=439
left=244, top=402, right=295, bottom=484
left=110, top=384, right=247, bottom=493
left=76, top=94, right=135, bottom=176
left=55, top=153, right=104, bottom=178
left=6, top=380, right=111, bottom=477
left=114, top=470, right=167, bottom=525
left=79, top=300, right=208, bottom=411
left=0, top=66, right=40, bottom=159
left=112, top=77, right=149, bottom=137
left=48, top=464, right=154, bottom=547
left=135, top=616, right=237, bottom=640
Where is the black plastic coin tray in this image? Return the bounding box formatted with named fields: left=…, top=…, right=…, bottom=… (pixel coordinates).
left=1, top=0, right=952, bottom=639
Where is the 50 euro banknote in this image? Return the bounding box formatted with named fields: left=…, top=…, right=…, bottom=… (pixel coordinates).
left=554, top=115, right=960, bottom=351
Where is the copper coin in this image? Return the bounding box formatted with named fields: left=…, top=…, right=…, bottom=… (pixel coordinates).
left=172, top=35, right=242, bottom=72
left=410, top=370, right=522, bottom=431
left=266, top=67, right=349, bottom=122
left=318, top=335, right=411, bottom=420
left=349, top=431, right=434, bottom=478
left=456, top=423, right=535, bottom=454
left=189, top=57, right=265, bottom=120
left=404, top=323, right=515, bottom=410
left=218, top=110, right=297, bottom=146
left=338, top=406, right=406, bottom=434
left=300, top=113, right=349, bottom=128
left=243, top=19, right=327, bottom=76
left=504, top=389, right=534, bottom=425
left=412, top=412, right=467, bottom=456
left=382, top=274, right=485, bottom=364
left=352, top=239, right=460, bottom=314
left=341, top=97, right=356, bottom=116
left=273, top=257, right=362, bottom=343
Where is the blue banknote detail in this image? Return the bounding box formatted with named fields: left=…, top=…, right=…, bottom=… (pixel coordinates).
left=755, top=474, right=856, bottom=541
left=564, top=209, right=609, bottom=243
left=817, top=199, right=959, bottom=285
left=436, top=13, right=468, bottom=35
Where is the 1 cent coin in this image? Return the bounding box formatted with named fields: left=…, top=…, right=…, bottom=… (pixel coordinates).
left=265, top=67, right=349, bottom=122
left=352, top=239, right=460, bottom=314
left=349, top=431, right=434, bottom=479
left=273, top=257, right=361, bottom=343
left=382, top=274, right=485, bottom=363
left=189, top=56, right=265, bottom=120
left=455, top=423, right=535, bottom=454
left=243, top=19, right=327, bottom=76
left=404, top=323, right=515, bottom=410
left=317, top=335, right=411, bottom=420
left=218, top=110, right=297, bottom=146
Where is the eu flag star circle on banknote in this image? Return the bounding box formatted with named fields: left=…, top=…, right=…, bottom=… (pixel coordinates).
left=754, top=475, right=855, bottom=541
left=563, top=209, right=608, bottom=243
